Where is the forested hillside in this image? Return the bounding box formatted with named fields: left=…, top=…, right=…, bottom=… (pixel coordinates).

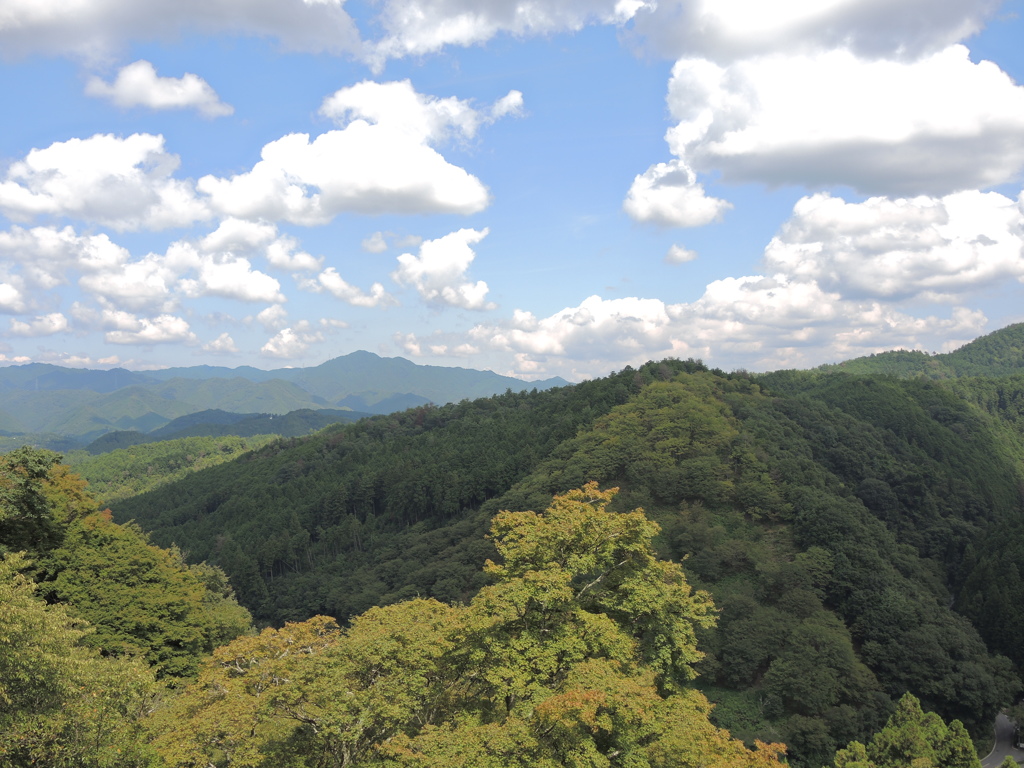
left=11, top=325, right=1024, bottom=766
left=2, top=447, right=983, bottom=767
left=822, top=322, right=1024, bottom=378
left=112, top=344, right=1024, bottom=767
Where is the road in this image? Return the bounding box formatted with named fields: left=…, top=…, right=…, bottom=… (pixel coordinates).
left=983, top=715, right=1022, bottom=768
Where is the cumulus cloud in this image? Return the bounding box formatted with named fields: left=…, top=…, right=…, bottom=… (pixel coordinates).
left=665, top=244, right=698, bottom=263
left=8, top=313, right=68, bottom=337
left=467, top=281, right=988, bottom=378
left=623, top=159, right=732, bottom=227
left=319, top=79, right=521, bottom=142
left=372, top=0, right=639, bottom=60
left=0, top=283, right=27, bottom=314
left=178, top=250, right=287, bottom=304
left=0, top=133, right=208, bottom=231
left=198, top=80, right=513, bottom=223
left=0, top=226, right=133, bottom=297
left=200, top=218, right=277, bottom=253
left=763, top=190, right=1024, bottom=300
left=629, top=0, right=1000, bottom=63
left=199, top=218, right=322, bottom=272
left=257, top=304, right=289, bottom=330
left=362, top=231, right=390, bottom=253
left=85, top=60, right=233, bottom=117
left=260, top=324, right=323, bottom=358
left=460, top=180, right=1024, bottom=376
left=0, top=0, right=362, bottom=61
left=105, top=313, right=198, bottom=345
left=79, top=252, right=178, bottom=312
left=391, top=227, right=495, bottom=310
left=202, top=332, right=239, bottom=354
left=660, top=45, right=1024, bottom=197
left=82, top=254, right=178, bottom=312
left=0, top=222, right=296, bottom=321
left=303, top=268, right=397, bottom=308
left=264, top=236, right=322, bottom=272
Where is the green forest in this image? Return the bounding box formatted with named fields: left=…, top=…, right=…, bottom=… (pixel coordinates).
left=8, top=324, right=1024, bottom=766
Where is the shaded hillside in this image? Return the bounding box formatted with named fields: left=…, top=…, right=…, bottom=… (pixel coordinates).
left=113, top=360, right=1024, bottom=766
left=112, top=362, right=665, bottom=619
left=823, top=322, right=1024, bottom=378
left=84, top=408, right=371, bottom=455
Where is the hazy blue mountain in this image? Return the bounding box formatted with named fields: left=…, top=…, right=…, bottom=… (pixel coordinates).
left=146, top=351, right=568, bottom=403
left=0, top=351, right=567, bottom=444
left=0, top=363, right=157, bottom=392
left=335, top=391, right=433, bottom=414
left=84, top=408, right=371, bottom=454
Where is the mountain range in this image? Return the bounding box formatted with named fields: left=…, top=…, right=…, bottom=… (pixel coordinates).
left=0, top=351, right=568, bottom=449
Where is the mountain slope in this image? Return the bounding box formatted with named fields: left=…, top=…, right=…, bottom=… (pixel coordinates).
left=111, top=359, right=1024, bottom=765
left=823, top=322, right=1024, bottom=378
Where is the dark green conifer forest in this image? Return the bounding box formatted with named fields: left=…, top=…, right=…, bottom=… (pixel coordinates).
left=8, top=324, right=1024, bottom=766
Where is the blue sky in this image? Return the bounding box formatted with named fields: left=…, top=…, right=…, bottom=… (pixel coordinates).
left=1, top=0, right=1023, bottom=380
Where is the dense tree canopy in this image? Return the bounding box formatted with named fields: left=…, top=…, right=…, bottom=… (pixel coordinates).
left=150, top=485, right=783, bottom=768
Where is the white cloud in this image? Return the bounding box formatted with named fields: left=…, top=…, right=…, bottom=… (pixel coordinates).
left=0, top=133, right=208, bottom=231
left=257, top=304, right=289, bottom=330
left=260, top=324, right=323, bottom=358
left=0, top=283, right=27, bottom=314
left=665, top=244, right=698, bottom=263
left=467, top=283, right=990, bottom=378
left=264, top=236, right=322, bottom=272
left=105, top=313, right=198, bottom=345
left=369, top=0, right=998, bottom=67
left=0, top=0, right=362, bottom=61
left=179, top=251, right=286, bottom=304
left=0, top=226, right=135, bottom=305
left=464, top=182, right=1024, bottom=376
left=661, top=45, right=1024, bottom=197
left=199, top=218, right=322, bottom=272
left=8, top=313, right=68, bottom=337
left=320, top=79, right=520, bottom=141
left=395, top=331, right=422, bottom=356
left=0, top=222, right=292, bottom=316
left=629, top=0, right=1000, bottom=63
left=623, top=159, right=732, bottom=227
left=99, top=307, right=145, bottom=330
left=763, top=190, right=1024, bottom=300
left=200, top=218, right=278, bottom=253
left=362, top=231, right=389, bottom=253
left=85, top=60, right=233, bottom=117
left=304, top=268, right=397, bottom=308
left=79, top=253, right=178, bottom=312
left=491, top=90, right=524, bottom=119
left=372, top=0, right=642, bottom=60
left=391, top=227, right=495, bottom=309
left=202, top=332, right=239, bottom=354
left=319, top=317, right=348, bottom=329
left=361, top=230, right=422, bottom=253
left=198, top=80, right=513, bottom=223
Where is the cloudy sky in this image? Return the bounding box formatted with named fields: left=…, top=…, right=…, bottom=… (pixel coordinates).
left=2, top=0, right=1023, bottom=380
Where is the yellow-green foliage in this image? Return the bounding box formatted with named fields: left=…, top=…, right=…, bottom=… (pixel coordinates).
left=150, top=485, right=785, bottom=768
left=0, top=552, right=160, bottom=768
